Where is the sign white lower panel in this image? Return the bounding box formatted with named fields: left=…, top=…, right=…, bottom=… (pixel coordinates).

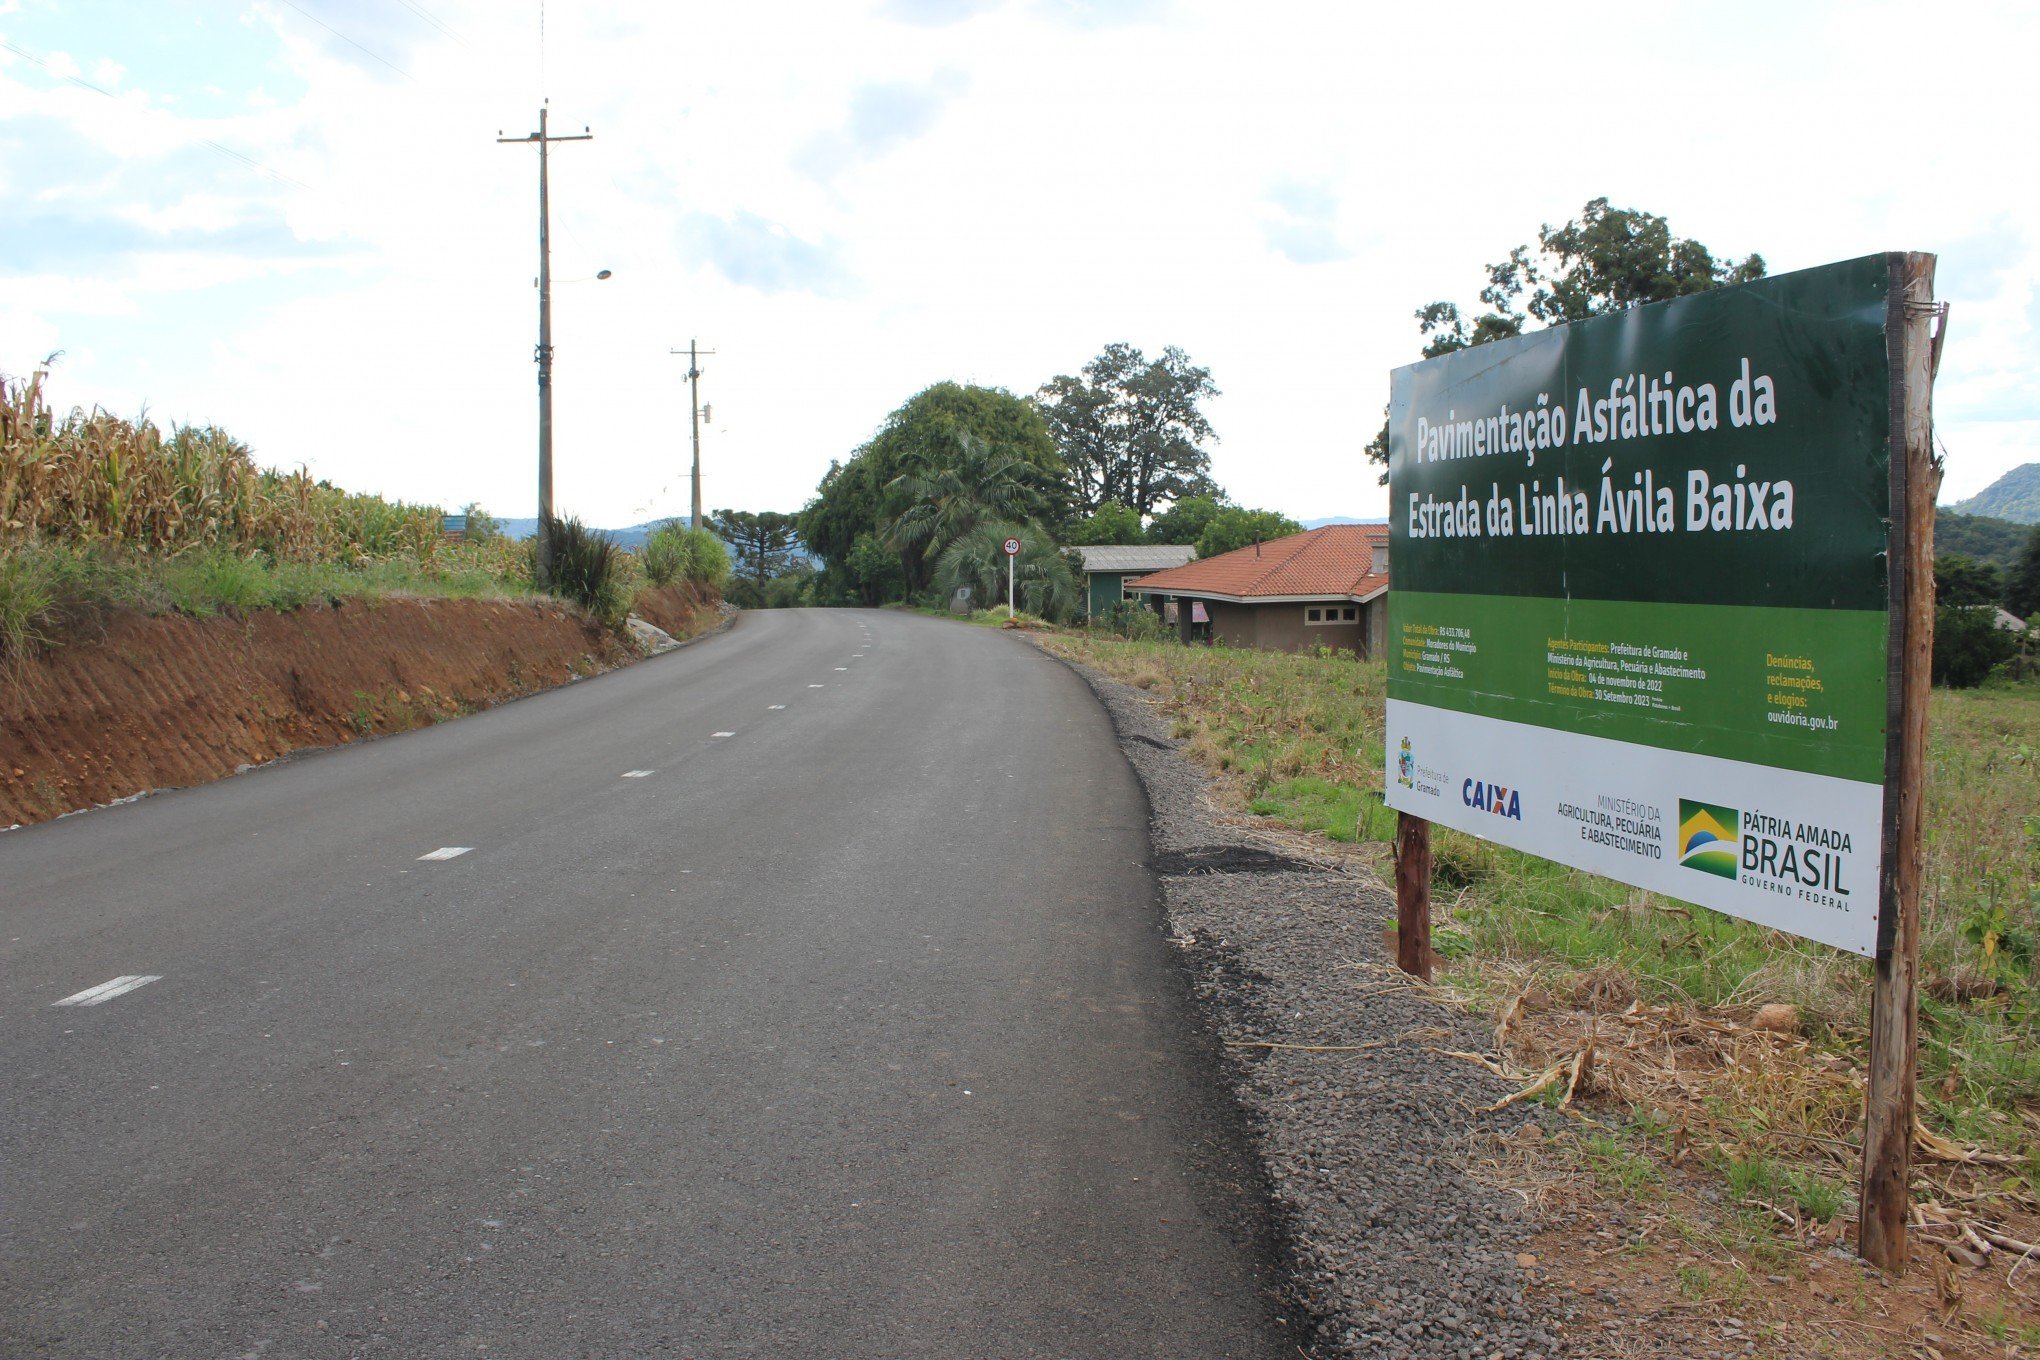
left=1383, top=698, right=1883, bottom=956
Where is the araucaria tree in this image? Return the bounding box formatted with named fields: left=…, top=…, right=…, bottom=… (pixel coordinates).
left=1035, top=343, right=1220, bottom=520
left=709, top=509, right=804, bottom=608
left=1366, top=199, right=1765, bottom=479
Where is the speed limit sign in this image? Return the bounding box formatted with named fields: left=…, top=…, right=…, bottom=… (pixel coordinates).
left=1002, top=537, right=1022, bottom=556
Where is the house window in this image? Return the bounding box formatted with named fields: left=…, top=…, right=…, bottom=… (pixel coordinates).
left=1121, top=575, right=1146, bottom=601
left=1306, top=605, right=1357, bottom=626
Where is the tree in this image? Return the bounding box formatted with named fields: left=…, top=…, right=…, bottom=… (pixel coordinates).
left=887, top=430, right=1053, bottom=585
left=1067, top=501, right=1144, bottom=546
left=1933, top=605, right=2017, bottom=688
left=1036, top=343, right=1220, bottom=519
left=932, top=521, right=1083, bottom=623
left=460, top=502, right=502, bottom=542
left=1195, top=507, right=1302, bottom=559
left=1934, top=553, right=2004, bottom=607
left=798, top=382, right=1064, bottom=600
left=2010, top=524, right=2040, bottom=619
left=1145, top=494, right=1224, bottom=547
left=843, top=531, right=904, bottom=606
left=709, top=509, right=804, bottom=608
left=1366, top=199, right=1766, bottom=481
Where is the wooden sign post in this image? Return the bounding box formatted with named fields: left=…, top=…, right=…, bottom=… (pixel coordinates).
left=1394, top=813, right=1433, bottom=982
left=1858, top=253, right=1943, bottom=1273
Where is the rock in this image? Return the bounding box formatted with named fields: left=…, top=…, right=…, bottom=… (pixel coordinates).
left=1752, top=1003, right=1800, bottom=1034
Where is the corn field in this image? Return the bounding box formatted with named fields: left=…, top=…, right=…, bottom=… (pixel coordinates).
left=1, top=370, right=444, bottom=563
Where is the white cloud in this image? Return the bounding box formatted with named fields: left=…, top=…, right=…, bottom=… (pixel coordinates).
left=0, top=0, right=2034, bottom=529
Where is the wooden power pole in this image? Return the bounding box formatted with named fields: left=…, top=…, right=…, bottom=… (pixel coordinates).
left=498, top=105, right=592, bottom=586
left=669, top=341, right=716, bottom=531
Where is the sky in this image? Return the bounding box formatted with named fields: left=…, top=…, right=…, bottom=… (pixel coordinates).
left=2, top=0, right=2036, bottom=528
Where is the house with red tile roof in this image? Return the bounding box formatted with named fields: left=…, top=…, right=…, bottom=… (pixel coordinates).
left=1128, top=523, right=1389, bottom=656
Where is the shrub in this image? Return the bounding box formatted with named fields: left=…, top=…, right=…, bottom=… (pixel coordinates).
left=540, top=514, right=628, bottom=627
left=641, top=521, right=730, bottom=591
left=641, top=521, right=689, bottom=587
left=1934, top=604, right=2018, bottom=688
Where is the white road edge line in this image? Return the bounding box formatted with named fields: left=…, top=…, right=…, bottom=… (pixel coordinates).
left=621, top=770, right=655, bottom=778
left=53, top=975, right=162, bottom=1007
left=418, top=847, right=472, bottom=861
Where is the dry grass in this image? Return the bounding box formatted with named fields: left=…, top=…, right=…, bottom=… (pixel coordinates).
left=1043, top=628, right=2040, bottom=1342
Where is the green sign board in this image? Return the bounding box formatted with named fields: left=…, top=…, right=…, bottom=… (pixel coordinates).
left=1384, top=254, right=1898, bottom=955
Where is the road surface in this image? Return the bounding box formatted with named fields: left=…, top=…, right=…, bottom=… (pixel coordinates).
left=1, top=608, right=1291, bottom=1358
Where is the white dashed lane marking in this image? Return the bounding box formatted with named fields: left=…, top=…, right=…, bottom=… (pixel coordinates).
left=809, top=684, right=824, bottom=688
left=712, top=732, right=735, bottom=738
left=53, top=975, right=162, bottom=1007
left=768, top=705, right=786, bottom=710
left=621, top=770, right=655, bottom=778
left=835, top=667, right=848, bottom=672
left=418, top=847, right=472, bottom=861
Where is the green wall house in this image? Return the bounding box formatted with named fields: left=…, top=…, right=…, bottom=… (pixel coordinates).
left=1072, top=545, right=1197, bottom=621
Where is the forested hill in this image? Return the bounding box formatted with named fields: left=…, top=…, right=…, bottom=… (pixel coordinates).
left=1936, top=511, right=2031, bottom=569
left=1950, top=463, right=2040, bottom=524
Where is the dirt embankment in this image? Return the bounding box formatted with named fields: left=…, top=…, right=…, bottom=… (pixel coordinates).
left=0, top=583, right=723, bottom=829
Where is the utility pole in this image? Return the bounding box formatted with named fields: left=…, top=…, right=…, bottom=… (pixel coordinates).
left=669, top=340, right=715, bottom=531
left=499, top=105, right=591, bottom=586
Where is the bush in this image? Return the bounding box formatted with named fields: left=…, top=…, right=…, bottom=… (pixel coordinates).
left=641, top=521, right=730, bottom=590
left=541, top=514, right=628, bottom=627
left=1934, top=604, right=2019, bottom=688
left=1105, top=600, right=1167, bottom=640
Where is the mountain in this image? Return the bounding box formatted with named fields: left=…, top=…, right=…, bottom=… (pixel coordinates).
left=491, top=517, right=673, bottom=550
left=1949, top=464, right=2040, bottom=524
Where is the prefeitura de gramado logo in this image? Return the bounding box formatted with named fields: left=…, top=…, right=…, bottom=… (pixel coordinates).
left=1677, top=800, right=1739, bottom=878
left=1397, top=737, right=1414, bottom=789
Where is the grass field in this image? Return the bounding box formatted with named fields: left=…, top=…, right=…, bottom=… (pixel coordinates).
left=1039, top=631, right=2040, bottom=1218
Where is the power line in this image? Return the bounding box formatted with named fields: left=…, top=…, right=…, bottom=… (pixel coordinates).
left=389, top=0, right=467, bottom=47
left=0, top=38, right=309, bottom=190
left=274, top=0, right=415, bottom=82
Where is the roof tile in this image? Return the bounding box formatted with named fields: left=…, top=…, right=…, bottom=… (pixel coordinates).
left=1130, top=524, right=1388, bottom=600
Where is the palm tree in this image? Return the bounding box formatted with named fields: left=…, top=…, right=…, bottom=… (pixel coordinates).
left=886, top=431, right=1049, bottom=593
left=933, top=521, right=1082, bottom=623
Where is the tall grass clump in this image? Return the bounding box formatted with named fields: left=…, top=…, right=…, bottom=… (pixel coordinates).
left=641, top=520, right=730, bottom=590
left=540, top=514, right=628, bottom=626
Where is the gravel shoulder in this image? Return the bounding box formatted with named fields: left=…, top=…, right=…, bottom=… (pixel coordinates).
left=1048, top=646, right=1579, bottom=1360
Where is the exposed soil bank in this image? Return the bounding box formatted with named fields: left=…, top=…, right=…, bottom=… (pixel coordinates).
left=0, top=589, right=722, bottom=828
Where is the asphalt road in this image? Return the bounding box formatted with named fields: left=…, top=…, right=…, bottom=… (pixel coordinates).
left=1, top=608, right=1292, bottom=1359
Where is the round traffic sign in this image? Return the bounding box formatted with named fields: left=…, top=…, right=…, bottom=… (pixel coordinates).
left=1002, top=537, right=1022, bottom=556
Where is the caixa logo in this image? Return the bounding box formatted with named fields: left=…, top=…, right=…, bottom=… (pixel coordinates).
left=1462, top=779, right=1522, bottom=820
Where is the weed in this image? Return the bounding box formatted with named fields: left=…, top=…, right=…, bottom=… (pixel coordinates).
left=1579, top=1131, right=1661, bottom=1194
left=1675, top=1264, right=1714, bottom=1300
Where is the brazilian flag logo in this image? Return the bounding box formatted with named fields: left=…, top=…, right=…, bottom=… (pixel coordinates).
left=1678, top=800, right=1740, bottom=878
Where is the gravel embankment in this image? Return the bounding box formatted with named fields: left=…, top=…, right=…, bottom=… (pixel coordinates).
left=1055, top=653, right=1575, bottom=1360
